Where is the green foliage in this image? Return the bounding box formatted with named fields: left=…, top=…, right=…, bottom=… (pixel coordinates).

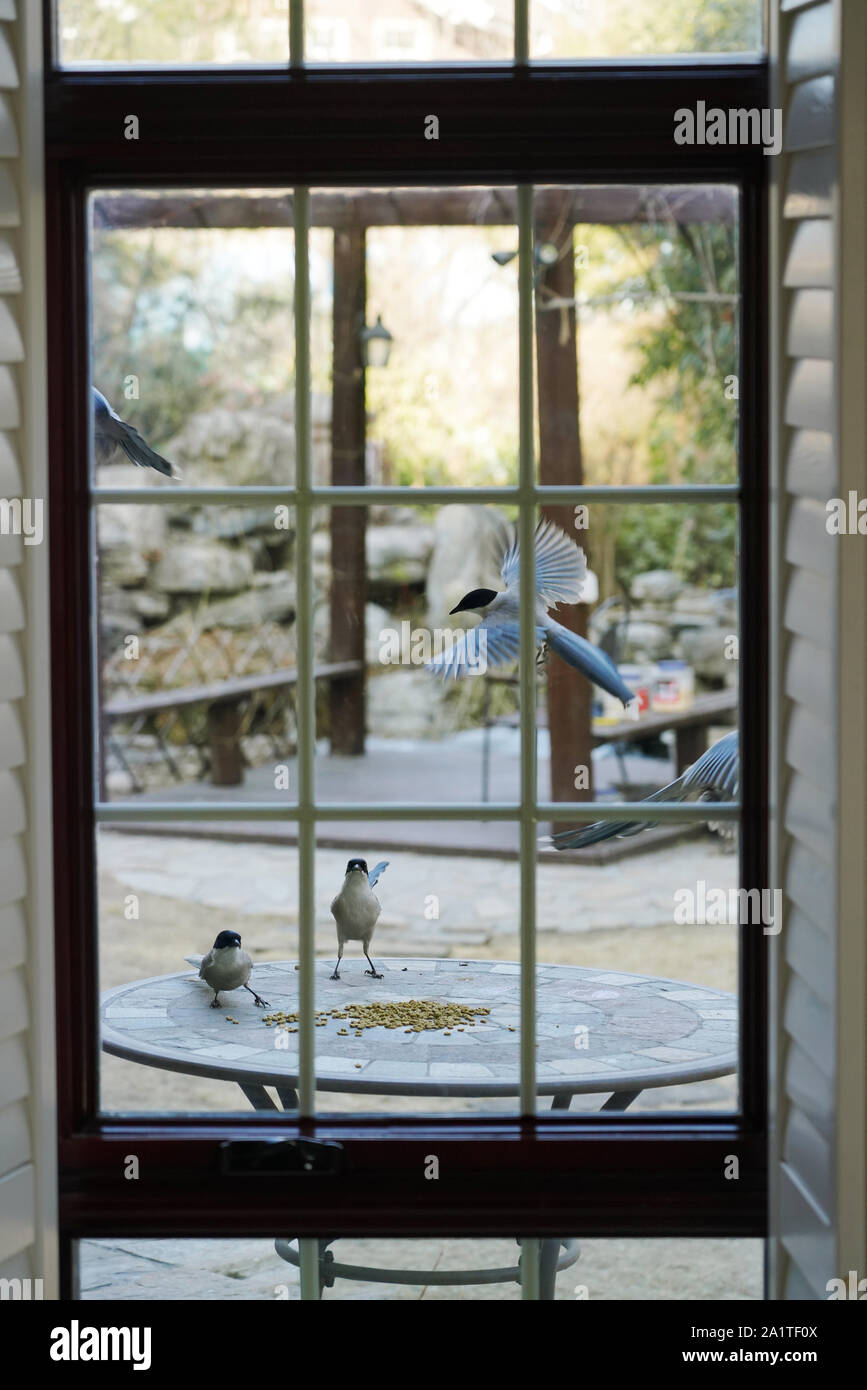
left=587, top=213, right=739, bottom=593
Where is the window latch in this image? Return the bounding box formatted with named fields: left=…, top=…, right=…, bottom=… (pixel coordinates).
left=219, top=1137, right=345, bottom=1176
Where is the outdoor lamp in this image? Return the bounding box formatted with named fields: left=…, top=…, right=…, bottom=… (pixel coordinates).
left=360, top=314, right=393, bottom=368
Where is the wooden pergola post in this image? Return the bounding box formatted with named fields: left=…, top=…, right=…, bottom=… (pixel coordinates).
left=328, top=226, right=367, bottom=755
left=534, top=194, right=594, bottom=819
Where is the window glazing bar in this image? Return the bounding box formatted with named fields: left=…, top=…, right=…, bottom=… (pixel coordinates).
left=290, top=0, right=304, bottom=69
left=294, top=185, right=316, bottom=1122
left=517, top=183, right=537, bottom=1132
left=93, top=801, right=740, bottom=823
left=515, top=0, right=529, bottom=65
left=90, top=484, right=740, bottom=507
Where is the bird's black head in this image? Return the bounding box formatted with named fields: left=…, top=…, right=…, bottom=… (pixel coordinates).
left=346, top=858, right=368, bottom=876
left=213, top=930, right=242, bottom=949
left=449, top=587, right=499, bottom=616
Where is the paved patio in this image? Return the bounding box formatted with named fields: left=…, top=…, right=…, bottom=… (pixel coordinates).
left=79, top=1235, right=763, bottom=1301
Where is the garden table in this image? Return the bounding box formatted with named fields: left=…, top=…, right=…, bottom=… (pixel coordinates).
left=101, top=958, right=737, bottom=1297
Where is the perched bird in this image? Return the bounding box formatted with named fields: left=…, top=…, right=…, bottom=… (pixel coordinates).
left=330, top=859, right=389, bottom=981
left=184, top=930, right=270, bottom=1008
left=426, top=518, right=635, bottom=706
left=93, top=387, right=180, bottom=479
left=550, top=729, right=739, bottom=850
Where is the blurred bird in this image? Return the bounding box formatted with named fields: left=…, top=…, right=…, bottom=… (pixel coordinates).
left=330, top=859, right=389, bottom=981
left=426, top=518, right=635, bottom=706
left=93, top=387, right=180, bottom=479
left=549, top=729, right=739, bottom=850
left=184, top=930, right=270, bottom=1008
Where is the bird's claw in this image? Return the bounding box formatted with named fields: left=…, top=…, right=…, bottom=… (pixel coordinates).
left=253, top=995, right=270, bottom=1008
left=365, top=969, right=383, bottom=979
left=330, top=971, right=340, bottom=981
left=210, top=998, right=221, bottom=1008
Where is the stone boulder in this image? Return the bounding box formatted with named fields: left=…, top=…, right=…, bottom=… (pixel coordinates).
left=163, top=408, right=296, bottom=487
left=313, top=523, right=435, bottom=590
left=96, top=480, right=167, bottom=589
left=366, top=668, right=453, bottom=740
left=425, top=505, right=510, bottom=626
left=631, top=569, right=683, bottom=603
left=151, top=538, right=254, bottom=595
left=161, top=570, right=296, bottom=631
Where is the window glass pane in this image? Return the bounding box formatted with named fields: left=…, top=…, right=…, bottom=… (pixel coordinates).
left=95, top=505, right=298, bottom=805
left=314, top=827, right=520, bottom=1118
left=58, top=1, right=290, bottom=66
left=305, top=3, right=512, bottom=63
left=531, top=1, right=762, bottom=59
left=532, top=185, right=739, bottom=487
left=98, top=824, right=293, bottom=1114
left=537, top=834, right=740, bottom=1115
left=532, top=498, right=738, bottom=794
left=312, top=186, right=519, bottom=489
left=77, top=1235, right=763, bottom=1300
left=316, top=499, right=529, bottom=807
left=90, top=190, right=297, bottom=489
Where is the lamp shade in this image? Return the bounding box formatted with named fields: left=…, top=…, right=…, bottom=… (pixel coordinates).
left=360, top=314, right=393, bottom=367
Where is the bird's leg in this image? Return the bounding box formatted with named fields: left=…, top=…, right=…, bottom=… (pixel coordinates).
left=244, top=984, right=270, bottom=1008
left=330, top=949, right=343, bottom=982
left=210, top=992, right=221, bottom=1008
left=364, top=948, right=383, bottom=980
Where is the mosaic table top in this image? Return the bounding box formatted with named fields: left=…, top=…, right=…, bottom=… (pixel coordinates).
left=101, top=959, right=737, bottom=1097
left=103, top=956, right=739, bottom=1095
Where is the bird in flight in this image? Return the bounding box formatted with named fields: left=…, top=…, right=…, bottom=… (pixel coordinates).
left=427, top=517, right=635, bottom=707
left=93, top=387, right=180, bottom=479
left=549, top=728, right=739, bottom=850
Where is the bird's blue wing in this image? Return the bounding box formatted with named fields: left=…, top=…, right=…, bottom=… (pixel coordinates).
left=426, top=617, right=521, bottom=679
left=500, top=520, right=586, bottom=606
left=368, top=861, right=389, bottom=887
left=550, top=730, right=739, bottom=851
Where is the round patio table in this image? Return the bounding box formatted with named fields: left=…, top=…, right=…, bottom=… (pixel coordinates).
left=101, top=958, right=737, bottom=1297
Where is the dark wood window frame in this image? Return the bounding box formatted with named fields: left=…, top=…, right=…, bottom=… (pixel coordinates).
left=43, top=24, right=769, bottom=1290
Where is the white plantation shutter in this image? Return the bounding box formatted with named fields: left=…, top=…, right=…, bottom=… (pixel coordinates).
left=0, top=0, right=56, bottom=1291
left=770, top=0, right=867, bottom=1299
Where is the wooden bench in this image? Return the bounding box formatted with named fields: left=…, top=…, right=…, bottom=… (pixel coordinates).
left=103, top=661, right=363, bottom=788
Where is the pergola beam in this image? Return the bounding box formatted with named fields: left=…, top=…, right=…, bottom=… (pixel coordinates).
left=92, top=186, right=736, bottom=232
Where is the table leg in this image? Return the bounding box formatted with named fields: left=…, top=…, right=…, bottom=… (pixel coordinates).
left=533, top=1091, right=642, bottom=1298
left=602, top=1090, right=641, bottom=1111
left=238, top=1083, right=279, bottom=1110
left=237, top=1084, right=299, bottom=1111
left=539, top=1239, right=561, bottom=1300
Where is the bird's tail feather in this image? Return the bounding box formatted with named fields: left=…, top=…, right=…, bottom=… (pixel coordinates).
left=551, top=775, right=687, bottom=850
left=120, top=425, right=181, bottom=479
left=544, top=623, right=635, bottom=706
left=368, top=860, right=389, bottom=887
left=184, top=954, right=203, bottom=968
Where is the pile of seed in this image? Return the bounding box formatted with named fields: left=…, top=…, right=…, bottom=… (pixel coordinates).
left=262, top=1000, right=491, bottom=1037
